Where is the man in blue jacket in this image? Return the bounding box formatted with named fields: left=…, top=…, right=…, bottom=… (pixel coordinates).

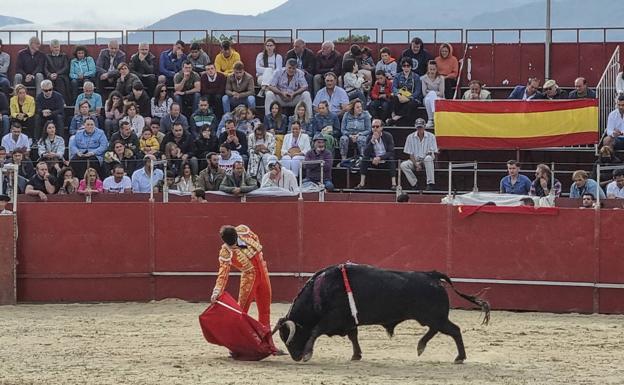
left=508, top=78, right=542, bottom=100
left=159, top=40, right=187, bottom=85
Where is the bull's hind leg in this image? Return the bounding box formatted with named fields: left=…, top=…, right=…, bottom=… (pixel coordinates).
left=347, top=328, right=362, bottom=361
left=439, top=319, right=466, bottom=364
left=417, top=327, right=438, bottom=357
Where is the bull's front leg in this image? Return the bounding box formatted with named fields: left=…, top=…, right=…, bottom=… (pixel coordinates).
left=302, top=326, right=322, bottom=362
left=347, top=328, right=362, bottom=361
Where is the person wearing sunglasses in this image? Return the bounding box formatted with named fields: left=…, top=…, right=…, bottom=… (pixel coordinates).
left=35, top=79, right=65, bottom=138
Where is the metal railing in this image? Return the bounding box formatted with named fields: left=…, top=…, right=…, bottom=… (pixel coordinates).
left=295, top=28, right=379, bottom=43
left=596, top=46, right=620, bottom=139
left=40, top=30, right=125, bottom=45
left=446, top=162, right=478, bottom=201
left=0, top=30, right=38, bottom=44
left=0, top=164, right=19, bottom=213
left=380, top=29, right=464, bottom=44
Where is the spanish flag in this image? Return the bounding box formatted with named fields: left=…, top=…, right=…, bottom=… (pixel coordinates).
left=435, top=100, right=598, bottom=149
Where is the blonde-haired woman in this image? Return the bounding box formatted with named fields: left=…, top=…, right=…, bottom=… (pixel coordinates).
left=10, top=84, right=36, bottom=137
left=78, top=167, right=103, bottom=195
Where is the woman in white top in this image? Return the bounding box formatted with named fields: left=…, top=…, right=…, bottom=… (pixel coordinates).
left=247, top=124, right=276, bottom=180
left=151, top=83, right=174, bottom=119
left=280, top=120, right=311, bottom=177
left=255, top=39, right=283, bottom=97
left=176, top=163, right=199, bottom=192
left=120, top=101, right=145, bottom=136
left=421, top=60, right=445, bottom=128
left=37, top=121, right=66, bottom=166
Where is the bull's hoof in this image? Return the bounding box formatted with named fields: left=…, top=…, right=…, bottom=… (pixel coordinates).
left=302, top=351, right=313, bottom=362
left=454, top=358, right=465, bottom=364
left=351, top=354, right=362, bottom=361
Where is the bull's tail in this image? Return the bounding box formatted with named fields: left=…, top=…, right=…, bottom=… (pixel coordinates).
left=427, top=271, right=491, bottom=325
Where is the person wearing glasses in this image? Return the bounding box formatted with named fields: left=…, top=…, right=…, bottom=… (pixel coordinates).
left=355, top=119, right=397, bottom=190
left=538, top=79, right=566, bottom=100
left=36, top=79, right=66, bottom=138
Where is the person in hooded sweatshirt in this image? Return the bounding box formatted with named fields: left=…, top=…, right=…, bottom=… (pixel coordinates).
left=400, top=37, right=433, bottom=77
left=435, top=43, right=459, bottom=99
left=375, top=47, right=397, bottom=80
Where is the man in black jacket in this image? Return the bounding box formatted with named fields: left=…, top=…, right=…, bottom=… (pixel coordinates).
left=400, top=37, right=433, bottom=77
left=36, top=80, right=66, bottom=138
left=355, top=119, right=396, bottom=190
left=129, top=43, right=158, bottom=97
left=160, top=121, right=198, bottom=174
left=45, top=40, right=71, bottom=103
left=14, top=36, right=46, bottom=96
left=286, top=39, right=316, bottom=93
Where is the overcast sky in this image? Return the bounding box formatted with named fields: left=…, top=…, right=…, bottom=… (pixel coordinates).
left=2, top=0, right=289, bottom=29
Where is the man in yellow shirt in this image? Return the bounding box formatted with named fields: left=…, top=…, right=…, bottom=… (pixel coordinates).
left=214, top=41, right=241, bottom=76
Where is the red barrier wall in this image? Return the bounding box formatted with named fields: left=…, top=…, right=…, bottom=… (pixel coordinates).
left=12, top=201, right=624, bottom=314
left=0, top=215, right=16, bottom=305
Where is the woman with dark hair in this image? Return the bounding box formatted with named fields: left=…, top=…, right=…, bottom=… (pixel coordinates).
left=264, top=101, right=287, bottom=157
left=37, top=120, right=65, bottom=175
left=120, top=101, right=145, bottom=136
left=255, top=38, right=283, bottom=97
left=421, top=60, right=445, bottom=128
left=389, top=58, right=423, bottom=126
left=104, top=90, right=124, bottom=137
left=69, top=45, right=96, bottom=102
left=247, top=123, right=275, bottom=179
left=56, top=166, right=79, bottom=194
left=150, top=83, right=173, bottom=119
left=342, top=58, right=368, bottom=102
left=175, top=162, right=199, bottom=192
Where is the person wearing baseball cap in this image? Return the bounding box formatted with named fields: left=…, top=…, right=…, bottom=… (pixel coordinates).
left=302, top=133, right=334, bottom=191
left=400, top=118, right=438, bottom=191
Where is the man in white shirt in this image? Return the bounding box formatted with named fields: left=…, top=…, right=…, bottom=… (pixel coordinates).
left=103, top=164, right=132, bottom=193
left=1, top=122, right=30, bottom=157
left=603, top=94, right=624, bottom=151
left=606, top=169, right=624, bottom=199
left=400, top=118, right=438, bottom=191
left=260, top=156, right=299, bottom=192
left=131, top=155, right=163, bottom=193
left=218, top=143, right=243, bottom=176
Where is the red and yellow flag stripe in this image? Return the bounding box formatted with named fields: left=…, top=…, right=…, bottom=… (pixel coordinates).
left=435, top=99, right=599, bottom=149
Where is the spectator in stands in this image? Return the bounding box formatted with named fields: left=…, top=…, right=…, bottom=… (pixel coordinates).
left=288, top=101, right=314, bottom=136
left=37, top=120, right=65, bottom=172
left=568, top=77, right=596, bottom=99
left=10, top=84, right=36, bottom=138
left=311, top=100, right=340, bottom=151
left=55, top=166, right=78, bottom=194
left=356, top=119, right=397, bottom=190
left=14, top=36, right=46, bottom=96
left=197, top=151, right=225, bottom=191
left=45, top=39, right=71, bottom=103
left=159, top=169, right=177, bottom=191
left=190, top=188, right=207, bottom=202
left=247, top=124, right=275, bottom=180
left=529, top=163, right=562, bottom=198
left=304, top=133, right=334, bottom=191
left=25, top=161, right=56, bottom=200
left=150, top=119, right=164, bottom=144
left=188, top=42, right=211, bottom=76
left=78, top=167, right=103, bottom=195
left=421, top=61, right=445, bottom=128
left=360, top=47, right=376, bottom=74
left=603, top=94, right=624, bottom=151
left=120, top=102, right=145, bottom=137
left=261, top=156, right=299, bottom=192
left=96, top=40, right=126, bottom=91
left=580, top=193, right=598, bottom=209
left=139, top=127, right=159, bottom=156
left=606, top=169, right=624, bottom=199
left=69, top=117, right=108, bottom=178
left=591, top=146, right=621, bottom=189
left=160, top=103, right=189, bottom=134
left=462, top=80, right=491, bottom=100
left=539, top=79, right=567, bottom=100
left=265, top=58, right=313, bottom=118
left=126, top=82, right=151, bottom=125
left=0, top=193, right=12, bottom=214
left=340, top=99, right=372, bottom=166
left=70, top=100, right=99, bottom=136
left=191, top=97, right=217, bottom=138
left=0, top=39, right=9, bottom=94
left=342, top=45, right=373, bottom=86
left=10, top=149, right=34, bottom=179
left=508, top=77, right=541, bottom=100
left=286, top=39, right=316, bottom=89
left=435, top=43, right=459, bottom=99
left=499, top=160, right=531, bottom=195
left=256, top=39, right=283, bottom=98
left=569, top=170, right=605, bottom=199
left=110, top=120, right=140, bottom=157
left=617, top=71, right=624, bottom=97
left=200, top=63, right=226, bottom=119
left=368, top=70, right=393, bottom=121
left=264, top=101, right=288, bottom=154
left=174, top=60, right=201, bottom=116
left=214, top=41, right=241, bottom=76
left=69, top=46, right=97, bottom=102
left=401, top=37, right=433, bottom=77
left=114, top=62, right=141, bottom=98
left=129, top=43, right=157, bottom=97
left=280, top=120, right=310, bottom=177
left=131, top=154, right=163, bottom=193
left=400, top=118, right=438, bottom=191
left=0, top=146, right=7, bottom=168
left=216, top=104, right=248, bottom=135
left=342, top=59, right=368, bottom=102
left=160, top=121, right=197, bottom=175
left=159, top=40, right=187, bottom=85
left=151, top=83, right=174, bottom=120
left=223, top=61, right=255, bottom=113
left=103, top=164, right=132, bottom=193
left=375, top=47, right=397, bottom=80
left=36, top=80, right=65, bottom=138
left=0, top=91, right=9, bottom=135
left=218, top=143, right=243, bottom=176
left=312, top=72, right=349, bottom=116
left=74, top=81, right=102, bottom=117
left=2, top=121, right=30, bottom=157
left=314, top=41, right=342, bottom=95
left=238, top=108, right=261, bottom=136
left=176, top=163, right=199, bottom=192
left=219, top=160, right=257, bottom=196
left=103, top=138, right=138, bottom=177
left=194, top=125, right=219, bottom=168
left=389, top=58, right=422, bottom=126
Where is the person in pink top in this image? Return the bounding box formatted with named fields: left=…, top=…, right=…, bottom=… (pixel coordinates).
left=78, top=167, right=104, bottom=195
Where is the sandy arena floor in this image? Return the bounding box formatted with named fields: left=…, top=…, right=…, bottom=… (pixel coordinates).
left=0, top=300, right=623, bottom=385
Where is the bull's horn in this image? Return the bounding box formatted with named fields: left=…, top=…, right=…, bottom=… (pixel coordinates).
left=284, top=320, right=296, bottom=345
left=271, top=321, right=282, bottom=335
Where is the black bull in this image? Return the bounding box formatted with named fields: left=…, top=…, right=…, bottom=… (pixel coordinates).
left=272, top=264, right=490, bottom=363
